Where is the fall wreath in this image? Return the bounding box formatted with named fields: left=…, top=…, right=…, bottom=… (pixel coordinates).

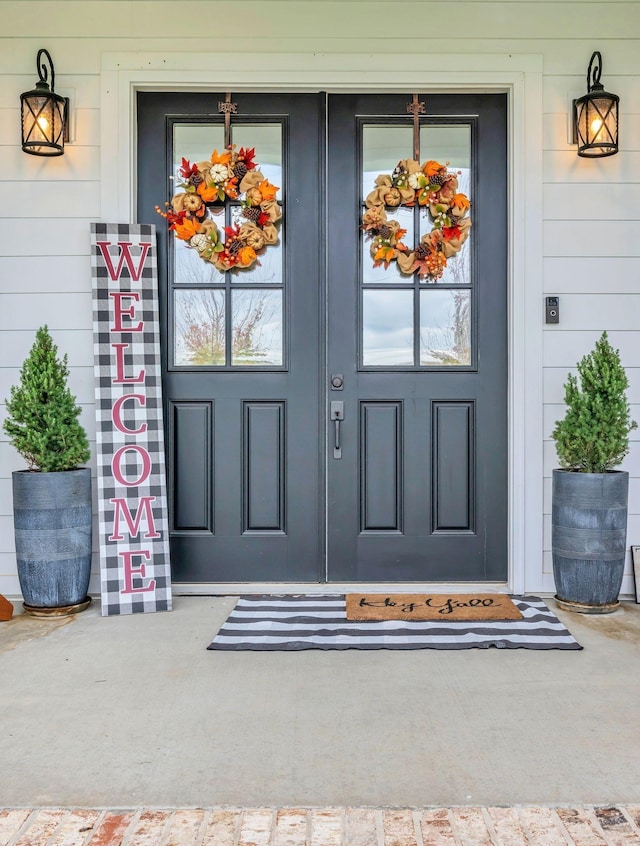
left=157, top=145, right=281, bottom=272
left=362, top=158, right=471, bottom=281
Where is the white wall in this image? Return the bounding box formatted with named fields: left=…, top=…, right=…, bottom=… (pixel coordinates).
left=1, top=1, right=639, bottom=597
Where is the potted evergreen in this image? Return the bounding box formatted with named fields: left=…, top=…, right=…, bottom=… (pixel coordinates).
left=3, top=326, right=92, bottom=616
left=552, top=331, right=637, bottom=613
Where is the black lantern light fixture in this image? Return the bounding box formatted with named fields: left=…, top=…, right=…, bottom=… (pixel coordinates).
left=21, top=49, right=68, bottom=156
left=573, top=51, right=619, bottom=158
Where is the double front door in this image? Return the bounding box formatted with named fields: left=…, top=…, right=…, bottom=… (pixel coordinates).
left=137, top=91, right=507, bottom=584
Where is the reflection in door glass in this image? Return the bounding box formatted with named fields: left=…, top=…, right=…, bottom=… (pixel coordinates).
left=420, top=289, right=471, bottom=365
left=420, top=125, right=471, bottom=173
left=232, top=124, right=283, bottom=198
left=173, top=124, right=226, bottom=179
left=362, top=126, right=413, bottom=199
left=232, top=289, right=283, bottom=366
left=174, top=288, right=226, bottom=366
left=363, top=289, right=413, bottom=366
left=174, top=220, right=224, bottom=285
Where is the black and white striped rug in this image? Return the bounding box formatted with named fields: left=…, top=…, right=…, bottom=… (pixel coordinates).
left=208, top=595, right=582, bottom=651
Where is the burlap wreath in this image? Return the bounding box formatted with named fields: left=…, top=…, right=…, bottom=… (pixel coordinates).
left=157, top=145, right=281, bottom=272
left=362, top=159, right=471, bottom=282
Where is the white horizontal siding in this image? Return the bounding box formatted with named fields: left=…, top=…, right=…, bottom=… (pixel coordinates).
left=0, top=1, right=638, bottom=598
left=544, top=184, right=640, bottom=221
left=0, top=257, right=93, bottom=293
left=2, top=1, right=639, bottom=40
left=0, top=293, right=92, bottom=331
left=0, top=328, right=93, bottom=363
left=2, top=37, right=640, bottom=77
left=544, top=332, right=640, bottom=368
left=0, top=182, right=100, bottom=217
left=0, top=219, right=90, bottom=255
left=541, top=296, right=640, bottom=331
left=543, top=258, right=640, bottom=294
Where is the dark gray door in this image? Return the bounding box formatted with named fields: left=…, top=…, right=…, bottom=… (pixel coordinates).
left=137, top=93, right=323, bottom=581
left=327, top=94, right=507, bottom=581
left=137, top=92, right=507, bottom=584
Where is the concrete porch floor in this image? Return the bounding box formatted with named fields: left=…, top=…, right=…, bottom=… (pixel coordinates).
left=1, top=596, right=639, bottom=810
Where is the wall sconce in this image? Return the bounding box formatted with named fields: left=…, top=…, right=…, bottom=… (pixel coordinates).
left=573, top=51, right=619, bottom=158
left=21, top=49, right=69, bottom=156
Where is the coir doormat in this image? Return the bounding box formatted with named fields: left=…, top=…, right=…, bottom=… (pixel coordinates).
left=208, top=595, right=582, bottom=651
left=346, top=593, right=523, bottom=622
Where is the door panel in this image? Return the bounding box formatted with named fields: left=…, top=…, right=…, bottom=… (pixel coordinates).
left=137, top=93, right=323, bottom=582
left=326, top=93, right=507, bottom=582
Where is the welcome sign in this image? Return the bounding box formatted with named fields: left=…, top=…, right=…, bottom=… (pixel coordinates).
left=91, top=223, right=172, bottom=615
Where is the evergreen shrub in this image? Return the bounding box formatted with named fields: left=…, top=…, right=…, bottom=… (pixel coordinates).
left=3, top=326, right=91, bottom=472
left=552, top=331, right=637, bottom=473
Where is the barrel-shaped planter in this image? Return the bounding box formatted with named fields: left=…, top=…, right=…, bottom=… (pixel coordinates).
left=552, top=469, right=628, bottom=612
left=13, top=468, right=92, bottom=611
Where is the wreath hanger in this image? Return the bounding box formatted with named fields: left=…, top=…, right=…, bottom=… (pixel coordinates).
left=361, top=92, right=472, bottom=282
left=218, top=91, right=237, bottom=148
left=156, top=92, right=282, bottom=272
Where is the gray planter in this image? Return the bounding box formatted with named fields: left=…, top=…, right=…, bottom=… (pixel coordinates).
left=552, top=469, right=628, bottom=613
left=13, top=468, right=92, bottom=611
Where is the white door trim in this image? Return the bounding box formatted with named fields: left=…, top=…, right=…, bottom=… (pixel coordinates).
left=100, top=51, right=544, bottom=595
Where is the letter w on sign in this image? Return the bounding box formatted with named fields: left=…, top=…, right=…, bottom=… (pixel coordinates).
left=91, top=223, right=172, bottom=616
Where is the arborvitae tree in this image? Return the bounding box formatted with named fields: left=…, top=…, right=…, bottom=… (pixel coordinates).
left=552, top=331, right=637, bottom=473
left=3, top=326, right=90, bottom=472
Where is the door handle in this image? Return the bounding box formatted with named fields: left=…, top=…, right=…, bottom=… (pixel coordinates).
left=330, top=401, right=344, bottom=459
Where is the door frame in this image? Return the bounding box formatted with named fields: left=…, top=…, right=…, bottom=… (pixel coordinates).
left=100, top=51, right=544, bottom=595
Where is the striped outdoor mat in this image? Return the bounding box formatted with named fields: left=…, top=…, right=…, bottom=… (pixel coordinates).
left=208, top=594, right=582, bottom=651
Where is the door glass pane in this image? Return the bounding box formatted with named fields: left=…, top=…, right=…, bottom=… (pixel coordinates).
left=418, top=222, right=471, bottom=286
left=362, top=125, right=413, bottom=200
left=420, top=125, right=471, bottom=173
left=230, top=205, right=283, bottom=283
left=174, top=288, right=226, bottom=366
left=420, top=289, right=471, bottom=366
left=362, top=205, right=413, bottom=284
left=174, top=218, right=224, bottom=285
left=171, top=120, right=286, bottom=368
left=231, top=123, right=283, bottom=198
left=173, top=124, right=225, bottom=181
left=232, top=289, right=283, bottom=366
left=363, top=289, right=413, bottom=366
left=419, top=125, right=472, bottom=286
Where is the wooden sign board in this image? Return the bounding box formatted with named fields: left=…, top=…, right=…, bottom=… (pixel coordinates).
left=91, top=223, right=172, bottom=615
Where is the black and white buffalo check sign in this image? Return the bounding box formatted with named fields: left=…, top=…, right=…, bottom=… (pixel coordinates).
left=91, top=223, right=172, bottom=615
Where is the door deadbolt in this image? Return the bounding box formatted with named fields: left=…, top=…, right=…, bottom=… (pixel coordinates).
left=330, top=374, right=344, bottom=390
